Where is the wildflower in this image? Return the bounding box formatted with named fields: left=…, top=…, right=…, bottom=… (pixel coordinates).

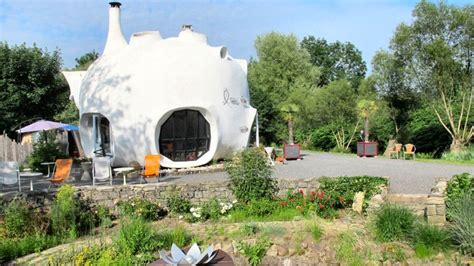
left=232, top=200, right=238, bottom=204
left=319, top=204, right=324, bottom=209
left=178, top=215, right=183, bottom=220
left=296, top=205, right=302, bottom=210
left=299, top=189, right=304, bottom=194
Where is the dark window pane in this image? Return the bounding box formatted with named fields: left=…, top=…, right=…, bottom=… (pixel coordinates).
left=186, top=111, right=198, bottom=138
left=159, top=109, right=210, bottom=162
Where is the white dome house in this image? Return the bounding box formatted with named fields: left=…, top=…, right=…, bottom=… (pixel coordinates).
left=63, top=2, right=257, bottom=168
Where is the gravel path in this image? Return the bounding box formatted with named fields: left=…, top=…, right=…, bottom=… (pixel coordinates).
left=162, top=151, right=473, bottom=194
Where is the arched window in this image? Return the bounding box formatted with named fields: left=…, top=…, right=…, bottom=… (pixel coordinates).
left=159, top=110, right=210, bottom=161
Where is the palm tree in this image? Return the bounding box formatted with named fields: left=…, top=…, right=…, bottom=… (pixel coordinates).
left=280, top=103, right=300, bottom=144
left=357, top=99, right=377, bottom=142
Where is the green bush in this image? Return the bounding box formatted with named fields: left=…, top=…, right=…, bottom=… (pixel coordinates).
left=118, top=198, right=167, bottom=221
left=166, top=193, right=192, bottom=214
left=3, top=199, right=32, bottom=238
left=226, top=147, right=276, bottom=202
left=0, top=233, right=61, bottom=263
left=310, top=126, right=336, bottom=151
left=374, top=204, right=416, bottom=242
left=51, top=185, right=97, bottom=237
left=319, top=176, right=387, bottom=210
left=237, top=238, right=271, bottom=266
left=412, top=223, right=451, bottom=255
left=447, top=193, right=474, bottom=256
left=446, top=173, right=473, bottom=215
left=26, top=132, right=67, bottom=173
left=115, top=217, right=158, bottom=257
left=241, top=199, right=279, bottom=217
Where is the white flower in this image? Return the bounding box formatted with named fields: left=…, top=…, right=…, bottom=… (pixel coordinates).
left=232, top=200, right=237, bottom=204
left=178, top=215, right=183, bottom=219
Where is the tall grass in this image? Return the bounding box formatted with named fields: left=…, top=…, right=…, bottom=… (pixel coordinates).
left=447, top=193, right=474, bottom=256
left=441, top=146, right=474, bottom=162
left=374, top=204, right=416, bottom=242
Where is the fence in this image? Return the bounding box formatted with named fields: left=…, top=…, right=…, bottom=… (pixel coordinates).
left=0, top=134, right=33, bottom=164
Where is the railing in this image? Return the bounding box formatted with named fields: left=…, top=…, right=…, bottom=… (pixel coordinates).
left=0, top=134, right=33, bottom=164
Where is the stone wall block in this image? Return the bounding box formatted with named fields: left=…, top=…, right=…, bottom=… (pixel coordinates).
left=436, top=205, right=445, bottom=215
left=426, top=205, right=436, bottom=216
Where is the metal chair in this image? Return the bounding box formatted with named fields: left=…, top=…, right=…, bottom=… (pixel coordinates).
left=0, top=161, right=20, bottom=192
left=92, top=157, right=113, bottom=186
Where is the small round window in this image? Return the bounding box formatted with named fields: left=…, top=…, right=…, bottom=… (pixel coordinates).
left=159, top=110, right=210, bottom=161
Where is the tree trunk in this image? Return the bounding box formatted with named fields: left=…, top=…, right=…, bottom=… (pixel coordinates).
left=364, top=116, right=369, bottom=142
left=288, top=118, right=294, bottom=144
left=450, top=138, right=464, bottom=153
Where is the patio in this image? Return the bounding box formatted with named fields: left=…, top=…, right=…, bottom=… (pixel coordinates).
left=1, top=151, right=472, bottom=195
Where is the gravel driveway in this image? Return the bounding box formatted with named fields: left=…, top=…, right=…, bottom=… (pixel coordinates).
left=165, top=151, right=473, bottom=194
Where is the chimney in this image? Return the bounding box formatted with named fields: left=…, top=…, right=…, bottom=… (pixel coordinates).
left=103, top=2, right=128, bottom=56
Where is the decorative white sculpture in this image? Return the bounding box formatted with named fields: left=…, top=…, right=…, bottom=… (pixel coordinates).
left=159, top=243, right=217, bottom=265
left=63, top=2, right=257, bottom=168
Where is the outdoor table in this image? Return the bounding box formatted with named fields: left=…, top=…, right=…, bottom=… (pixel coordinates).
left=113, top=167, right=135, bottom=185
left=40, top=162, right=55, bottom=178
left=19, top=172, right=43, bottom=191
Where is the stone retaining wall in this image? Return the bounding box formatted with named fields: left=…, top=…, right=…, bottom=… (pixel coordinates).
left=385, top=178, right=447, bottom=224
left=0, top=178, right=321, bottom=213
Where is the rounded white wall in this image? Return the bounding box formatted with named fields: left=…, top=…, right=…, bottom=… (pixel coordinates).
left=78, top=32, right=256, bottom=168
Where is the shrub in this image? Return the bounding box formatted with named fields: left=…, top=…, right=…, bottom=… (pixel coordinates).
left=115, top=217, right=158, bottom=256
left=240, top=223, right=260, bottom=236
left=118, top=198, right=167, bottom=221
left=166, top=193, right=192, bottom=214
left=447, top=193, right=474, bottom=256
left=374, top=204, right=416, bottom=242
left=51, top=185, right=97, bottom=237
left=237, top=238, right=271, bottom=266
left=226, top=147, right=276, bottom=202
left=242, top=199, right=279, bottom=217
left=412, top=223, right=451, bottom=255
left=319, top=176, right=387, bottom=210
left=3, top=199, right=32, bottom=238
left=446, top=173, right=473, bottom=213
left=26, top=132, right=67, bottom=173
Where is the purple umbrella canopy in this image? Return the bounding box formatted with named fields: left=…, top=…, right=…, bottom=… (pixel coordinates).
left=17, top=120, right=71, bottom=133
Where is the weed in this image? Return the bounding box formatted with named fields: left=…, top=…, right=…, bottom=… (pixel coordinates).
left=335, top=232, right=364, bottom=265
left=166, top=193, right=192, bottom=214
left=3, top=198, right=31, bottom=238
left=261, top=224, right=286, bottom=238
left=305, top=222, right=323, bottom=241
left=412, top=223, right=450, bottom=252
left=117, top=198, right=167, bottom=221
left=374, top=204, right=415, bottom=242
left=240, top=223, right=260, bottom=236
left=237, top=238, right=271, bottom=266
left=382, top=243, right=407, bottom=262
left=115, top=217, right=158, bottom=256
left=293, top=231, right=305, bottom=255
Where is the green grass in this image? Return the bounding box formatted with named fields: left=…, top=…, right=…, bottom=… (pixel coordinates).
left=228, top=208, right=303, bottom=222
left=335, top=232, right=364, bottom=266
left=374, top=204, right=416, bottom=242
left=416, top=158, right=474, bottom=166
left=0, top=234, right=62, bottom=263
left=304, top=222, right=323, bottom=241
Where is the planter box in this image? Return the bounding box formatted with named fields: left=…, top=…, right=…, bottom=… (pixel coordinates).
left=357, top=142, right=378, bottom=157
left=284, top=144, right=301, bottom=160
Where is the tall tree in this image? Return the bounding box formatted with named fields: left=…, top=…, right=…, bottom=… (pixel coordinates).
left=313, top=80, right=360, bottom=151
left=249, top=32, right=320, bottom=144
left=301, top=36, right=367, bottom=88
left=74, top=50, right=99, bottom=70
left=378, top=1, right=473, bottom=152
left=0, top=42, right=68, bottom=136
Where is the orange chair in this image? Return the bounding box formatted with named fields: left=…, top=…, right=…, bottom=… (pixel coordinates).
left=389, top=144, right=403, bottom=159
left=140, top=154, right=161, bottom=183
left=403, top=144, right=416, bottom=160
left=49, top=159, right=73, bottom=187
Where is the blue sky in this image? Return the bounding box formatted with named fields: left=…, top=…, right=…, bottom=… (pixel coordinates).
left=0, top=0, right=470, bottom=72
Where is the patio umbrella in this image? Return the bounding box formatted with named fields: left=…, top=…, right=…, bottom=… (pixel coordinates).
left=17, top=120, right=69, bottom=133
left=62, top=124, right=79, bottom=131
